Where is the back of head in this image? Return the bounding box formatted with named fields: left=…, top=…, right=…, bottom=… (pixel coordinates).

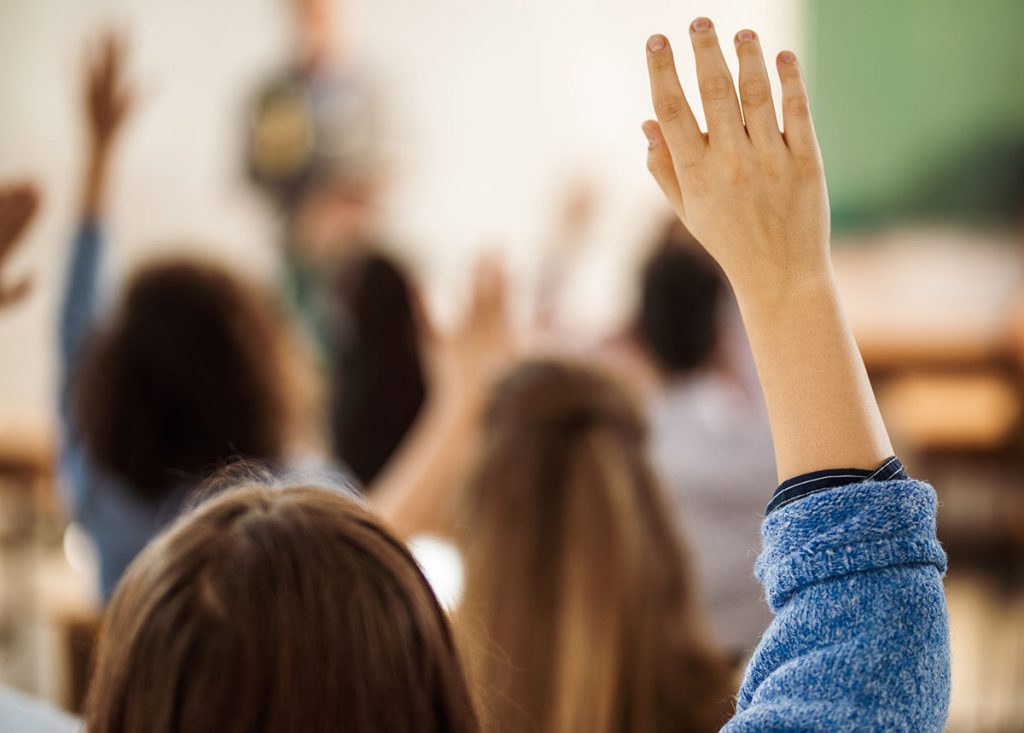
left=74, top=260, right=289, bottom=499
left=331, top=251, right=426, bottom=485
left=457, top=359, right=731, bottom=733
left=85, top=482, right=479, bottom=733
left=638, top=221, right=726, bottom=376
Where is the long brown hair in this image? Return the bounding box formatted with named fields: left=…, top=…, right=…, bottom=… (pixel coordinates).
left=331, top=250, right=427, bottom=485
left=456, top=359, right=733, bottom=733
left=84, top=482, right=479, bottom=733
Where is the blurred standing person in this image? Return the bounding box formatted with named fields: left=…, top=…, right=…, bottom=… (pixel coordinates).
left=247, top=0, right=412, bottom=479
left=633, top=222, right=775, bottom=659
left=247, top=0, right=382, bottom=354
left=59, top=33, right=314, bottom=600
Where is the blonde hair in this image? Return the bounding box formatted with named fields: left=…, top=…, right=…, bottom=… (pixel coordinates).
left=456, top=359, right=733, bottom=733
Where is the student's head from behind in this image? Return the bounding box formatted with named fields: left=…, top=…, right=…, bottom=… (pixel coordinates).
left=332, top=250, right=426, bottom=485
left=73, top=260, right=291, bottom=500
left=85, top=482, right=479, bottom=733
left=457, top=359, right=731, bottom=733
left=638, top=221, right=726, bottom=377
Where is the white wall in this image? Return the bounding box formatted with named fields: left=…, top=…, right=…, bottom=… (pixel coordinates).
left=0, top=0, right=800, bottom=433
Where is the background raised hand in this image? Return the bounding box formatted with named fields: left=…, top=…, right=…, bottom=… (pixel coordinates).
left=372, top=255, right=517, bottom=538
left=82, top=32, right=136, bottom=217
left=427, top=254, right=516, bottom=411
left=0, top=183, right=40, bottom=308
left=84, top=33, right=135, bottom=152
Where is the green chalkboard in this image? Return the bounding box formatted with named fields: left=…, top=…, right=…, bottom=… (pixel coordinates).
left=808, top=0, right=1024, bottom=230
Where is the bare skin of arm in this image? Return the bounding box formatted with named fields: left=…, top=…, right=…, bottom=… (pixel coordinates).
left=81, top=33, right=135, bottom=220
left=372, top=259, right=512, bottom=538
left=642, top=20, right=892, bottom=481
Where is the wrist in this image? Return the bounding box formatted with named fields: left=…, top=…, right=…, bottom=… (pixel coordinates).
left=735, top=270, right=842, bottom=336
left=427, top=378, right=487, bottom=428
left=730, top=257, right=836, bottom=312
left=87, top=144, right=112, bottom=176
left=83, top=147, right=113, bottom=217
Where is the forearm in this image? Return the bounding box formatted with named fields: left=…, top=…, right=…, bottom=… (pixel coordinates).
left=370, top=393, right=480, bottom=539
left=735, top=270, right=892, bottom=482
left=62, top=141, right=111, bottom=370
left=59, top=221, right=104, bottom=418
left=642, top=20, right=948, bottom=731
left=81, top=144, right=111, bottom=220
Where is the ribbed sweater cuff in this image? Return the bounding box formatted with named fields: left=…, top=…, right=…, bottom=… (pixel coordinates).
left=755, top=479, right=947, bottom=612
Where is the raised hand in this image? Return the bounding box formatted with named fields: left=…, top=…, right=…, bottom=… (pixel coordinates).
left=431, top=255, right=516, bottom=408
left=0, top=183, right=40, bottom=308
left=82, top=32, right=135, bottom=216
left=641, top=20, right=892, bottom=480
left=84, top=33, right=135, bottom=153
left=372, top=258, right=516, bottom=537
left=643, top=20, right=830, bottom=298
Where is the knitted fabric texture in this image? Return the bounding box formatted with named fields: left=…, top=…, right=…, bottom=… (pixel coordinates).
left=723, top=479, right=950, bottom=732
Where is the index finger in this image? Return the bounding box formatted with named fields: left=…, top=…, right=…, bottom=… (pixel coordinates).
left=646, top=34, right=703, bottom=164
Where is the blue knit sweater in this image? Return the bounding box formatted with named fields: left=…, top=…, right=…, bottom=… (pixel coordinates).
left=723, top=478, right=950, bottom=731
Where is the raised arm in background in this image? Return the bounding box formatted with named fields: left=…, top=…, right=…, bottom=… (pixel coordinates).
left=643, top=19, right=949, bottom=732
left=372, top=258, right=513, bottom=539
left=0, top=183, right=39, bottom=309
left=59, top=32, right=135, bottom=412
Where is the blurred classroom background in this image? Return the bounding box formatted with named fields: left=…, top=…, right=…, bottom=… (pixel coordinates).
left=2, top=0, right=1024, bottom=731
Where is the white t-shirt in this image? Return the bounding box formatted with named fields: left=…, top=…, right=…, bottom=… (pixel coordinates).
left=648, top=369, right=776, bottom=655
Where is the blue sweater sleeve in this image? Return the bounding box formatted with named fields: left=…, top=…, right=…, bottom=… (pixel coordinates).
left=58, top=220, right=103, bottom=427
left=57, top=220, right=105, bottom=516
left=723, top=478, right=950, bottom=733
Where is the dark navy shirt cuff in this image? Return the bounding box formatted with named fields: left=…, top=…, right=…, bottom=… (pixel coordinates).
left=765, top=456, right=908, bottom=516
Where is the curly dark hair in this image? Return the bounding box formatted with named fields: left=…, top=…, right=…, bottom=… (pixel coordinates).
left=73, top=260, right=289, bottom=501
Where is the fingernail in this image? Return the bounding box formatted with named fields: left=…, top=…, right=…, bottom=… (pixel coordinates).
left=642, top=123, right=658, bottom=147
left=735, top=29, right=756, bottom=44
left=690, top=17, right=712, bottom=33
left=778, top=50, right=797, bottom=64
left=647, top=35, right=666, bottom=53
